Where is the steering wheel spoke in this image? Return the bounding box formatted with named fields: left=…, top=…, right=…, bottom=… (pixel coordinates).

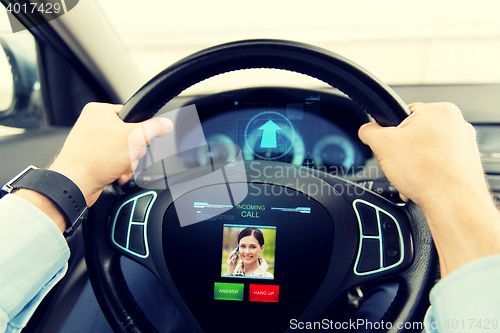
left=108, top=189, right=159, bottom=270
left=320, top=175, right=415, bottom=280
left=84, top=185, right=161, bottom=333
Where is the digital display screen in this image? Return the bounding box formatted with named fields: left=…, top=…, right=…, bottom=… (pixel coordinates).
left=177, top=90, right=367, bottom=171
left=162, top=183, right=335, bottom=332
left=221, top=224, right=276, bottom=280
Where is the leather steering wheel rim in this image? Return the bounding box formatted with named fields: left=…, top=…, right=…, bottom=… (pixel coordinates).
left=118, top=39, right=408, bottom=126
left=84, top=39, right=438, bottom=333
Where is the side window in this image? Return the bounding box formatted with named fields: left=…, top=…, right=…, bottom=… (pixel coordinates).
left=0, top=31, right=45, bottom=137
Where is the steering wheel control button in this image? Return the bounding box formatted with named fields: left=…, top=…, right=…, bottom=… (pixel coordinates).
left=356, top=239, right=381, bottom=273
left=356, top=181, right=374, bottom=191
left=249, top=284, right=279, bottom=303
left=128, top=225, right=146, bottom=255
left=383, top=220, right=394, bottom=232
left=356, top=178, right=403, bottom=203
left=132, top=194, right=153, bottom=222
left=113, top=202, right=133, bottom=248
left=380, top=212, right=402, bottom=267
left=214, top=282, right=244, bottom=301
left=111, top=191, right=157, bottom=258
left=372, top=180, right=385, bottom=195
left=387, top=248, right=398, bottom=258
left=354, top=201, right=379, bottom=236
left=353, top=199, right=404, bottom=275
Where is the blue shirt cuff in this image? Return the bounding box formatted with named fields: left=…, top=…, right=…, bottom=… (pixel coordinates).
left=424, top=254, right=500, bottom=332
left=0, top=194, right=70, bottom=332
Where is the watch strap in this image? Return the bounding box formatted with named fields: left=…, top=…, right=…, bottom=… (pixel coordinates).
left=2, top=165, right=88, bottom=237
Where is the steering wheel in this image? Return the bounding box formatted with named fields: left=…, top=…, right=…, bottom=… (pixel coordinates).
left=83, top=39, right=438, bottom=333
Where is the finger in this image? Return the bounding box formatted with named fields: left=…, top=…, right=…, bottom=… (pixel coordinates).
left=407, top=102, right=422, bottom=111
left=407, top=102, right=430, bottom=115
left=131, top=159, right=139, bottom=172
left=117, top=159, right=138, bottom=185
left=109, top=104, right=124, bottom=115
left=127, top=117, right=173, bottom=162
left=465, top=122, right=477, bottom=138
left=137, top=145, right=148, bottom=161
left=399, top=193, right=410, bottom=203
left=117, top=173, right=132, bottom=185
left=117, top=164, right=133, bottom=179
left=141, top=117, right=174, bottom=143
left=358, top=122, right=383, bottom=146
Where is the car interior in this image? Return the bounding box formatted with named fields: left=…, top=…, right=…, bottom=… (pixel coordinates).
left=0, top=1, right=499, bottom=332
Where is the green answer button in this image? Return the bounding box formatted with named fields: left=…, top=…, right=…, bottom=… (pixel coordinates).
left=214, top=282, right=244, bottom=301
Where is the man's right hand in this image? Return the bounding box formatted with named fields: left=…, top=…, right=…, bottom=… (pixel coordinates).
left=358, top=102, right=500, bottom=277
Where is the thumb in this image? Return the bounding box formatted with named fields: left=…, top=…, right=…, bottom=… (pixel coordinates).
left=141, top=116, right=174, bottom=142
left=127, top=117, right=174, bottom=161
left=358, top=122, right=384, bottom=146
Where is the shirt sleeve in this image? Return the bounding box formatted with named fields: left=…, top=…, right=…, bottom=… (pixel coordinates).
left=424, top=254, right=500, bottom=333
left=0, top=194, right=70, bottom=333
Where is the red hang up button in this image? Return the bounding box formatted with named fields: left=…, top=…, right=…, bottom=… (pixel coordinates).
left=249, top=284, right=279, bottom=303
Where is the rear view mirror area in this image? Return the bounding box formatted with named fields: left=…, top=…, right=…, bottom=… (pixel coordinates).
left=0, top=35, right=44, bottom=130
left=0, top=42, right=14, bottom=113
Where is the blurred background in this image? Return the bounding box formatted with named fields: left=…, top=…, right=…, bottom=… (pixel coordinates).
left=92, top=0, right=500, bottom=92
left=0, top=0, right=499, bottom=134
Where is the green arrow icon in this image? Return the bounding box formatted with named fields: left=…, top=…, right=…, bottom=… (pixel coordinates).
left=259, top=120, right=281, bottom=148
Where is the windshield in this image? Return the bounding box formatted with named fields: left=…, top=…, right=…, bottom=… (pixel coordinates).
left=96, top=0, right=500, bottom=86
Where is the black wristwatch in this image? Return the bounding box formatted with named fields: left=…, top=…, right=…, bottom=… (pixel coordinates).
left=1, top=165, right=88, bottom=237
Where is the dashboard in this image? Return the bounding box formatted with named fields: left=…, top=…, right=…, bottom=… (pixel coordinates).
left=175, top=87, right=373, bottom=172
left=109, top=85, right=500, bottom=332
left=107, top=82, right=419, bottom=332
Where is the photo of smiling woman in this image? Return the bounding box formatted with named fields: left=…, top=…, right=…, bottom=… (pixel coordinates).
left=222, top=226, right=275, bottom=279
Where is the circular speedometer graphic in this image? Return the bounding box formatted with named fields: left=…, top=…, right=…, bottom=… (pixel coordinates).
left=312, top=135, right=356, bottom=168
left=244, top=111, right=296, bottom=161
